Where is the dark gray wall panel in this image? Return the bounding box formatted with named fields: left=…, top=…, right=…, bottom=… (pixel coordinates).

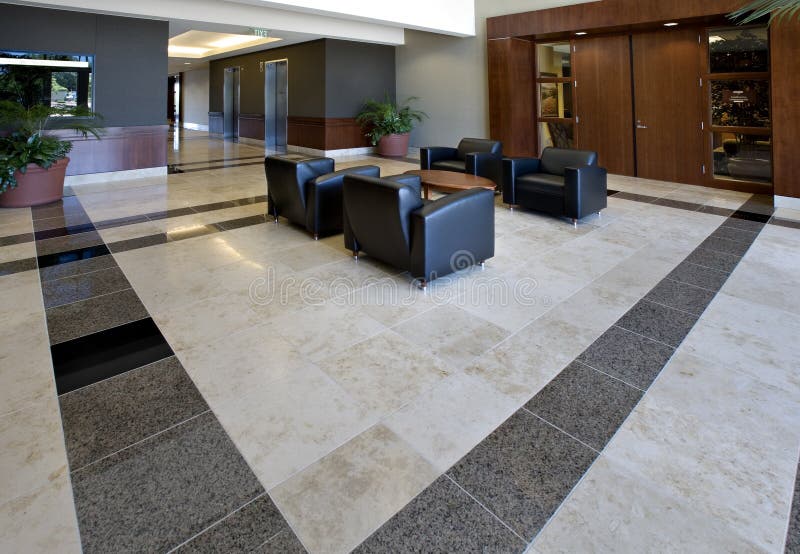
left=325, top=40, right=396, bottom=118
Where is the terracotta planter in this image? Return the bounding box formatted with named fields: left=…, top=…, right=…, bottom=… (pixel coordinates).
left=377, top=133, right=410, bottom=157
left=0, top=157, right=69, bottom=208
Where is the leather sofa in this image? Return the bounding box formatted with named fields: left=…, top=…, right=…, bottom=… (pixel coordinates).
left=264, top=155, right=380, bottom=239
left=502, top=147, right=607, bottom=226
left=420, top=138, right=503, bottom=186
left=343, top=173, right=495, bottom=286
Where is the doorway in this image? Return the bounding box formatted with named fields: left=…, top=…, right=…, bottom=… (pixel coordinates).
left=223, top=67, right=240, bottom=140
left=264, top=60, right=288, bottom=149
left=167, top=75, right=180, bottom=125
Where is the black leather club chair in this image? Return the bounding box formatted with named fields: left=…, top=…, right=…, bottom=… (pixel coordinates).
left=502, top=147, right=608, bottom=226
left=343, top=174, right=495, bottom=287
left=420, top=138, right=503, bottom=186
left=264, top=155, right=380, bottom=239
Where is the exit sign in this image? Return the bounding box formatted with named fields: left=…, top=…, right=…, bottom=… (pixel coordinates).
left=251, top=28, right=270, bottom=38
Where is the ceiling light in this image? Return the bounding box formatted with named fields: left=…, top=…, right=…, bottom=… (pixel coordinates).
left=208, top=35, right=260, bottom=48
left=664, top=22, right=679, bottom=27
left=575, top=32, right=587, bottom=36
left=184, top=62, right=192, bottom=65
left=168, top=45, right=211, bottom=56
left=0, top=58, right=89, bottom=68
left=708, top=35, right=726, bottom=43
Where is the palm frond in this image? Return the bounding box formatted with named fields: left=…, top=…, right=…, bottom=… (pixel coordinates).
left=729, top=0, right=800, bottom=24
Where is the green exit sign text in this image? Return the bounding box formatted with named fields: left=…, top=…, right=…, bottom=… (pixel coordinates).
left=251, top=28, right=270, bottom=38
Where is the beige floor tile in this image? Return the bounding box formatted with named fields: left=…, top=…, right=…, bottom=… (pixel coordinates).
left=345, top=272, right=440, bottom=327
left=0, top=475, right=81, bottom=554
left=317, top=330, right=452, bottom=418
left=214, top=365, right=377, bottom=490
left=271, top=424, right=439, bottom=554
left=0, top=241, right=35, bottom=263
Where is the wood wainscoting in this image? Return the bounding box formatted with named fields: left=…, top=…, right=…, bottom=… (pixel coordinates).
left=287, top=117, right=369, bottom=151
left=50, top=125, right=168, bottom=176
left=239, top=113, right=265, bottom=141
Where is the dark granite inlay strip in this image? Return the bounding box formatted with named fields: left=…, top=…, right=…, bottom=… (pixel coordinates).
left=39, top=253, right=117, bottom=282
left=684, top=247, right=741, bottom=274
left=34, top=222, right=96, bottom=241
left=616, top=299, right=700, bottom=348
left=0, top=232, right=34, bottom=246
left=93, top=214, right=150, bottom=230
left=46, top=288, right=149, bottom=345
left=699, top=235, right=752, bottom=257
left=35, top=229, right=105, bottom=256
left=33, top=213, right=93, bottom=233
left=41, top=266, right=131, bottom=309
left=37, top=243, right=111, bottom=269
left=644, top=278, right=717, bottom=316
left=786, top=460, right=800, bottom=553
left=652, top=198, right=702, bottom=211
left=215, top=214, right=269, bottom=231
left=51, top=317, right=174, bottom=394
left=771, top=217, right=800, bottom=230
left=665, top=261, right=729, bottom=292
left=145, top=207, right=196, bottom=221
left=0, top=257, right=37, bottom=276
left=174, top=160, right=265, bottom=174
left=107, top=233, right=169, bottom=253
left=252, top=530, right=307, bottom=553
left=60, top=356, right=209, bottom=470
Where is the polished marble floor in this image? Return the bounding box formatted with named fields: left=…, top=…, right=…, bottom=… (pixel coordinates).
left=1, top=130, right=800, bottom=553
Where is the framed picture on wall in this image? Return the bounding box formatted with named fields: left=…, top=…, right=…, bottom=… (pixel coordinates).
left=540, top=83, right=559, bottom=118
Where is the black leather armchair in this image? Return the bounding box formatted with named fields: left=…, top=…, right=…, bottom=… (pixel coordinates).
left=343, top=174, right=494, bottom=286
left=264, top=155, right=380, bottom=239
left=502, top=147, right=607, bottom=226
left=420, top=138, right=503, bottom=186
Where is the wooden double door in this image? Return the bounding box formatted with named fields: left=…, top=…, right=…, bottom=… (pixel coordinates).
left=572, top=29, right=704, bottom=184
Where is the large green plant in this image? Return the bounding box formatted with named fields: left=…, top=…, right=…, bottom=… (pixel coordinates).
left=0, top=101, right=101, bottom=194
left=730, top=0, right=800, bottom=24
left=356, top=94, right=427, bottom=145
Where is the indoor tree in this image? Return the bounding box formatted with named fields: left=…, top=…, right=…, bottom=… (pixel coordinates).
left=730, top=0, right=800, bottom=24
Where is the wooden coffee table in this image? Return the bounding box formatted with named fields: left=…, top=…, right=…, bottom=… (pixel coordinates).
left=404, top=170, right=496, bottom=200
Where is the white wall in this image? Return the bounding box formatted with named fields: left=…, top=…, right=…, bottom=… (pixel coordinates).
left=396, top=0, right=592, bottom=147
left=182, top=67, right=210, bottom=130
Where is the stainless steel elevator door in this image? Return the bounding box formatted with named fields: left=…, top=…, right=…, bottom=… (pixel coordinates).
left=223, top=67, right=240, bottom=140
left=264, top=60, right=288, bottom=149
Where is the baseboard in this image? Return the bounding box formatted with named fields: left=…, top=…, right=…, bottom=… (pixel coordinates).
left=182, top=122, right=209, bottom=131
left=287, top=145, right=375, bottom=158
left=65, top=166, right=167, bottom=186
left=774, top=195, right=800, bottom=210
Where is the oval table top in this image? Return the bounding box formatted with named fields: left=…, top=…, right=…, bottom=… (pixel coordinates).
left=404, top=170, right=496, bottom=199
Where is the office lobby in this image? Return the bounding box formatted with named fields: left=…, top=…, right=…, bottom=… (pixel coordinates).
left=1, top=1, right=800, bottom=553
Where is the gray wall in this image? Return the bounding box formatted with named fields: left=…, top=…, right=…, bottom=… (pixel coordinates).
left=325, top=40, right=395, bottom=118
left=181, top=67, right=209, bottom=128
left=396, top=0, right=581, bottom=147
left=0, top=4, right=168, bottom=127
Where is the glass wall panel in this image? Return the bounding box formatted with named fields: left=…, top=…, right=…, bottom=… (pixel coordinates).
left=538, top=82, right=573, bottom=118
left=539, top=121, right=574, bottom=151
left=0, top=51, right=93, bottom=111
left=712, top=131, right=771, bottom=183
left=536, top=42, right=571, bottom=78
left=711, top=79, right=770, bottom=127
left=708, top=27, right=769, bottom=73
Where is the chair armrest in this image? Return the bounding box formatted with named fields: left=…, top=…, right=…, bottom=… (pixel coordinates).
left=420, top=147, right=458, bottom=169
left=502, top=157, right=541, bottom=204
left=385, top=174, right=422, bottom=198
left=409, top=188, right=495, bottom=280
left=465, top=151, right=502, bottom=179
left=564, top=165, right=608, bottom=219
left=306, top=165, right=380, bottom=235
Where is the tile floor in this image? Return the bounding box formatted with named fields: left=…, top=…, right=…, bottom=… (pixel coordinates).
left=1, top=129, right=799, bottom=553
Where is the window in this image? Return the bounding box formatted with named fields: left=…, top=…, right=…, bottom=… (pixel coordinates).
left=0, top=51, right=94, bottom=112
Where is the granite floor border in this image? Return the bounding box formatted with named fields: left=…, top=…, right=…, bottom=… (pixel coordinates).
left=354, top=204, right=773, bottom=552
left=28, top=195, right=308, bottom=552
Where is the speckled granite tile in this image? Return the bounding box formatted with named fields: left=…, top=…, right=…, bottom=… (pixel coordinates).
left=46, top=288, right=148, bottom=345
left=41, top=266, right=131, bottom=309
left=0, top=257, right=37, bottom=277
left=698, top=235, right=751, bottom=257
left=709, top=226, right=758, bottom=245
left=39, top=253, right=117, bottom=282
left=70, top=411, right=262, bottom=553
left=786, top=463, right=800, bottom=553
left=666, top=262, right=728, bottom=292
left=31, top=198, right=85, bottom=221
left=33, top=213, right=93, bottom=232
left=107, top=233, right=169, bottom=253
left=60, top=356, right=208, bottom=469
left=251, top=529, right=307, bottom=553
left=524, top=361, right=643, bottom=451
left=35, top=230, right=105, bottom=256
left=644, top=279, right=716, bottom=316
left=616, top=300, right=699, bottom=348
left=175, top=494, right=294, bottom=553
left=722, top=217, right=766, bottom=233
left=578, top=326, right=674, bottom=389
left=684, top=247, right=740, bottom=274
left=353, top=475, right=525, bottom=553
left=447, top=410, right=595, bottom=540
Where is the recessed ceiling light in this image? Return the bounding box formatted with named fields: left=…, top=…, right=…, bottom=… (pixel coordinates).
left=184, top=62, right=192, bottom=65
left=168, top=45, right=211, bottom=56
left=664, top=22, right=679, bottom=27
left=208, top=35, right=261, bottom=48
left=575, top=31, right=587, bottom=36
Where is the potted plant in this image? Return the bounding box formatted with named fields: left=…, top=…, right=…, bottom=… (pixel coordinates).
left=0, top=102, right=101, bottom=208
left=356, top=94, right=427, bottom=157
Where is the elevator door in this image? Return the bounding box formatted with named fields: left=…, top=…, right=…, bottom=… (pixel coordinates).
left=264, top=60, right=288, bottom=149
left=223, top=67, right=240, bottom=140
left=632, top=29, right=704, bottom=184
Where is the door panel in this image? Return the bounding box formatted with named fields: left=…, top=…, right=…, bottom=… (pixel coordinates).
left=574, top=35, right=635, bottom=176
left=632, top=30, right=704, bottom=184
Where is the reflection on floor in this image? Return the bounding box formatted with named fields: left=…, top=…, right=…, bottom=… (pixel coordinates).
left=1, top=131, right=799, bottom=553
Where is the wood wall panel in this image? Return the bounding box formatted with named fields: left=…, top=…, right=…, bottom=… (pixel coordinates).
left=239, top=113, right=265, bottom=141
left=770, top=18, right=800, bottom=199
left=287, top=117, right=368, bottom=151
left=488, top=0, right=747, bottom=39
left=573, top=35, right=635, bottom=176
left=50, top=125, right=168, bottom=176
left=488, top=38, right=536, bottom=157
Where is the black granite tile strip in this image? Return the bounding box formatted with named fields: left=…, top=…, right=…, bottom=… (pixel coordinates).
left=215, top=214, right=269, bottom=231
left=41, top=266, right=131, bottom=309
left=60, top=356, right=209, bottom=470
left=606, top=188, right=620, bottom=196
left=616, top=299, right=700, bottom=348
left=709, top=225, right=759, bottom=244
left=107, top=233, right=169, bottom=253
left=33, top=213, right=94, bottom=232
left=172, top=154, right=265, bottom=167
left=39, top=252, right=116, bottom=281
left=35, top=230, right=105, bottom=256
left=731, top=209, right=772, bottom=223
left=46, top=288, right=149, bottom=345
left=684, top=247, right=741, bottom=274
left=33, top=221, right=96, bottom=241
left=166, top=224, right=220, bottom=242
left=786, top=459, right=800, bottom=553
left=189, top=200, right=237, bottom=213
left=609, top=191, right=658, bottom=204
left=31, top=197, right=86, bottom=220
left=0, top=256, right=37, bottom=276
left=145, top=207, right=196, bottom=221
left=770, top=217, right=800, bottom=230
left=353, top=475, right=526, bottom=553
left=0, top=232, right=34, bottom=246
left=698, top=205, right=736, bottom=217
left=251, top=530, right=308, bottom=553
left=174, top=160, right=265, bottom=174
left=93, top=214, right=150, bottom=230
left=70, top=412, right=265, bottom=553
left=651, top=198, right=702, bottom=211
left=665, top=261, right=729, bottom=292
left=643, top=278, right=717, bottom=316
left=51, top=317, right=174, bottom=395
left=699, top=235, right=753, bottom=257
